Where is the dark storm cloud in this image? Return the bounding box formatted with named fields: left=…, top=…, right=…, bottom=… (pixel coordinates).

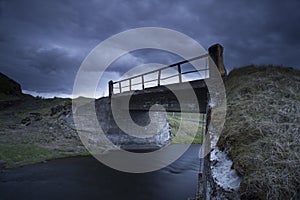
left=0, top=0, right=299, bottom=97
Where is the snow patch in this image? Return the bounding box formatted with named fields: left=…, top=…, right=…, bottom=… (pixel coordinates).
left=210, top=147, right=242, bottom=191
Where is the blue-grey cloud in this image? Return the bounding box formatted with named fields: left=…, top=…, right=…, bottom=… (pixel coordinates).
left=0, top=0, right=299, bottom=97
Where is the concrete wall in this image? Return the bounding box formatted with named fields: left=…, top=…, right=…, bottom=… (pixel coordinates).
left=95, top=97, right=170, bottom=150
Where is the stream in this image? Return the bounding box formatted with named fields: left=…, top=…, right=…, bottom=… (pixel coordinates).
left=0, top=144, right=201, bottom=200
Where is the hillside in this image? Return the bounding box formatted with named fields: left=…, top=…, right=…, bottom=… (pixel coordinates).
left=0, top=73, right=22, bottom=97
left=1, top=67, right=299, bottom=199
left=217, top=66, right=300, bottom=199
left=0, top=73, right=87, bottom=169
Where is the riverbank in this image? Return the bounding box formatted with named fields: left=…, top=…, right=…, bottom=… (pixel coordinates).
left=217, top=65, right=300, bottom=199
left=0, top=97, right=89, bottom=169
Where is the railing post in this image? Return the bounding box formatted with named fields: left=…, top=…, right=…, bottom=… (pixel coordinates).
left=158, top=70, right=161, bottom=86
left=108, top=80, right=113, bottom=97
left=129, top=79, right=132, bottom=91
left=119, top=82, right=122, bottom=93
left=177, top=64, right=182, bottom=83
left=142, top=75, right=145, bottom=90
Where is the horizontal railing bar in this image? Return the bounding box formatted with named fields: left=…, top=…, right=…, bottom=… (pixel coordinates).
left=116, top=69, right=209, bottom=88
left=159, top=69, right=208, bottom=81
left=117, top=69, right=209, bottom=89
left=144, top=79, right=158, bottom=84
left=130, top=82, right=142, bottom=87
left=160, top=73, right=181, bottom=81
left=113, top=54, right=209, bottom=84
left=119, top=79, right=158, bottom=89
left=181, top=69, right=207, bottom=75
left=115, top=71, right=158, bottom=84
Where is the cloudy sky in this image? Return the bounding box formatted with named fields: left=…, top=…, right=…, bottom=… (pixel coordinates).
left=1, top=0, right=300, bottom=98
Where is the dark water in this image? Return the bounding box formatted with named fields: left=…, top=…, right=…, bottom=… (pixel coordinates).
left=0, top=145, right=201, bottom=200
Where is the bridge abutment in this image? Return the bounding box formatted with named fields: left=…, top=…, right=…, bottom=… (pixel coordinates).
left=95, top=97, right=170, bottom=151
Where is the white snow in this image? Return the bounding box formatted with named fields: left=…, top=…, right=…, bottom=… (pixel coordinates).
left=210, top=147, right=242, bottom=191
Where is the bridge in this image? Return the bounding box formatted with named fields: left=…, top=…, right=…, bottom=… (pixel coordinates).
left=74, top=44, right=226, bottom=198
left=108, top=44, right=226, bottom=114
left=103, top=44, right=226, bottom=199
left=108, top=55, right=209, bottom=113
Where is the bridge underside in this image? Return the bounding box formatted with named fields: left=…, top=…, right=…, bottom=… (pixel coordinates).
left=111, top=80, right=209, bottom=113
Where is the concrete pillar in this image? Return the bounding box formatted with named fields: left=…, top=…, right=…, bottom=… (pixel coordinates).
left=208, top=44, right=227, bottom=77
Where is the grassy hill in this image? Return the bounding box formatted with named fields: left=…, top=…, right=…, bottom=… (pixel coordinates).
left=217, top=65, right=300, bottom=199
left=0, top=73, right=87, bottom=169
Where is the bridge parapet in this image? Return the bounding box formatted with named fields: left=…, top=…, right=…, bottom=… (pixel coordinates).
left=109, top=54, right=210, bottom=97
left=107, top=44, right=227, bottom=114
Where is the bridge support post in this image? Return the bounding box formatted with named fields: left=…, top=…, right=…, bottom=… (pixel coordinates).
left=203, top=105, right=212, bottom=200
left=198, top=92, right=212, bottom=200
left=208, top=44, right=227, bottom=78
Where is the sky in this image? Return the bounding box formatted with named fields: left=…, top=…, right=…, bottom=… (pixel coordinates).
left=1, top=0, right=300, bottom=98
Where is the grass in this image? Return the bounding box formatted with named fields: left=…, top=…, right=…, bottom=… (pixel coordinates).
left=0, top=125, right=89, bottom=169
left=0, top=144, right=64, bottom=168
left=0, top=96, right=89, bottom=169
left=217, top=65, right=300, bottom=199
left=0, top=131, right=89, bottom=169
left=167, top=112, right=205, bottom=144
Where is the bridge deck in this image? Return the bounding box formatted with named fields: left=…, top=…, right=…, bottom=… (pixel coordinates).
left=111, top=79, right=208, bottom=113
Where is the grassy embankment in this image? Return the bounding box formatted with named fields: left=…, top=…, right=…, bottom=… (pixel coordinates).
left=0, top=97, right=88, bottom=169
left=217, top=65, right=300, bottom=199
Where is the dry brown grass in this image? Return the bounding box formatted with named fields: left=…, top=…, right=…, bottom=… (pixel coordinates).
left=217, top=65, right=300, bottom=199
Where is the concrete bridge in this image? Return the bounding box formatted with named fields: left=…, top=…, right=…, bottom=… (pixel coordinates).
left=75, top=44, right=226, bottom=150
left=103, top=43, right=226, bottom=125
left=73, top=44, right=226, bottom=198
left=92, top=44, right=226, bottom=149
left=108, top=44, right=226, bottom=114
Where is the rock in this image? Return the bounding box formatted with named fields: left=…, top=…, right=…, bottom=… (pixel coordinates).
left=50, top=103, right=71, bottom=116
left=21, top=117, right=31, bottom=126
left=21, top=113, right=43, bottom=126
left=30, top=112, right=42, bottom=121
left=51, top=105, right=64, bottom=116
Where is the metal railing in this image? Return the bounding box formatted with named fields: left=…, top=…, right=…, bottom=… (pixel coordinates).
left=109, top=53, right=209, bottom=96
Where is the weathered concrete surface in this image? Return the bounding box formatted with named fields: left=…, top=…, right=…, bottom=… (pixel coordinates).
left=98, top=98, right=170, bottom=150
left=208, top=44, right=227, bottom=77
left=73, top=97, right=170, bottom=152
left=112, top=80, right=209, bottom=113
